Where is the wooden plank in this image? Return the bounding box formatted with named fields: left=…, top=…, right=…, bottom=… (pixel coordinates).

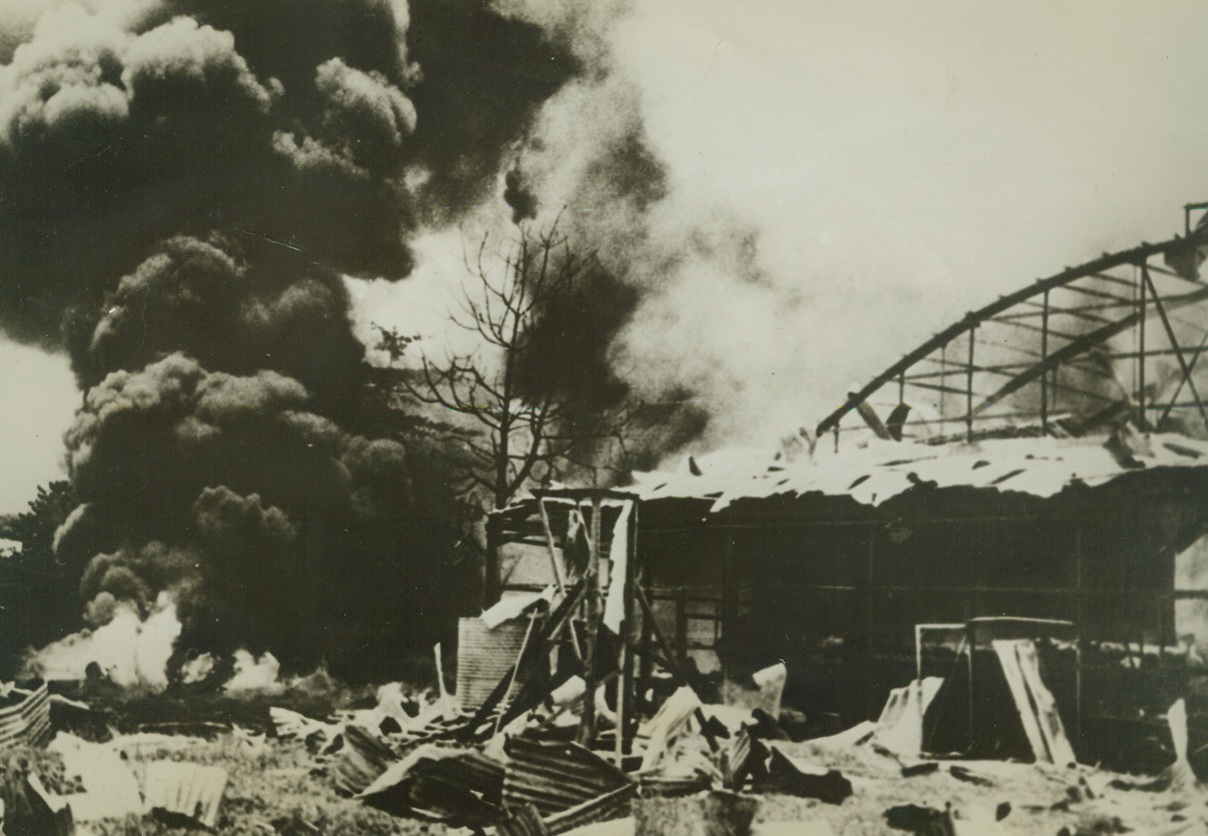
left=1014, top=641, right=1076, bottom=765
left=990, top=640, right=1049, bottom=762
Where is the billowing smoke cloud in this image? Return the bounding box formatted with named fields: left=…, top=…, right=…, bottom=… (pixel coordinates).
left=53, top=350, right=417, bottom=667
left=432, top=2, right=791, bottom=465
left=0, top=0, right=589, bottom=678
left=0, top=4, right=417, bottom=347
left=4, top=0, right=866, bottom=679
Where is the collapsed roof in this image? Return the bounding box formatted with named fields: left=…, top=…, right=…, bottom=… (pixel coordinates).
left=816, top=212, right=1208, bottom=447
left=633, top=431, right=1208, bottom=514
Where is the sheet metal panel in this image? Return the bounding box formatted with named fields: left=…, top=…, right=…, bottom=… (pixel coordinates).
left=502, top=737, right=632, bottom=818
left=457, top=617, right=531, bottom=710
left=543, top=783, right=636, bottom=835
left=0, top=683, right=52, bottom=749
left=143, top=761, right=228, bottom=829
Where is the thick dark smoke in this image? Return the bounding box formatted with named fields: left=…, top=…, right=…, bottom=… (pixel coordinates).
left=0, top=5, right=415, bottom=348
left=0, top=0, right=587, bottom=677
left=2, top=0, right=766, bottom=678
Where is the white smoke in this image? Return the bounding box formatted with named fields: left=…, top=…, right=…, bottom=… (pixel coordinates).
left=224, top=649, right=285, bottom=695
left=27, top=593, right=181, bottom=689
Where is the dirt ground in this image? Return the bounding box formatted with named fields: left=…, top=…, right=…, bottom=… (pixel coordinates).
left=16, top=686, right=1206, bottom=835
left=49, top=730, right=1204, bottom=835
left=736, top=737, right=1206, bottom=836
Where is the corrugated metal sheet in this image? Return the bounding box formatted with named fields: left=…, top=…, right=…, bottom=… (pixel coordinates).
left=543, top=783, right=635, bottom=835
left=143, top=761, right=228, bottom=828
left=333, top=724, right=397, bottom=796
left=458, top=617, right=532, bottom=710
left=634, top=433, right=1208, bottom=513
left=495, top=803, right=550, bottom=836
left=0, top=682, right=52, bottom=749
left=358, top=743, right=505, bottom=826
left=503, top=737, right=633, bottom=818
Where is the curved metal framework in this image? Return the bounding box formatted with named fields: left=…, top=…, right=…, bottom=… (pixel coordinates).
left=818, top=205, right=1208, bottom=446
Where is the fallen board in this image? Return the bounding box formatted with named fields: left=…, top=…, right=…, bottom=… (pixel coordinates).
left=990, top=639, right=1075, bottom=765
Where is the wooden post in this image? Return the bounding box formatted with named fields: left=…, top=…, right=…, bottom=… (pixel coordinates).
left=485, top=515, right=502, bottom=609
left=721, top=534, right=736, bottom=685
left=577, top=495, right=603, bottom=747
left=1074, top=517, right=1083, bottom=755
left=675, top=587, right=688, bottom=668
left=616, top=500, right=638, bottom=764
left=638, top=534, right=655, bottom=714
left=865, top=527, right=876, bottom=719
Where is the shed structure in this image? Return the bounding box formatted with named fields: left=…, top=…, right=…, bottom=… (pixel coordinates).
left=485, top=208, right=1208, bottom=765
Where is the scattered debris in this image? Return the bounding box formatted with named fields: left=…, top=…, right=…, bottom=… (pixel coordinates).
left=633, top=790, right=757, bottom=836
left=721, top=662, right=788, bottom=720
left=545, top=783, right=637, bottom=835
left=21, top=773, right=74, bottom=836
left=874, top=677, right=943, bottom=757
left=142, top=760, right=228, bottom=829
left=503, top=736, right=634, bottom=819
left=885, top=803, right=951, bottom=834
left=269, top=707, right=342, bottom=753
left=47, top=732, right=144, bottom=821
left=496, top=801, right=550, bottom=835
left=757, top=746, right=853, bottom=805
left=901, top=761, right=940, bottom=778
left=806, top=720, right=878, bottom=751
left=638, top=686, right=701, bottom=771
left=0, top=681, right=52, bottom=750
left=949, top=764, right=996, bottom=787
left=332, top=724, right=398, bottom=796
left=991, top=639, right=1075, bottom=765
left=458, top=613, right=540, bottom=710
left=356, top=743, right=504, bottom=827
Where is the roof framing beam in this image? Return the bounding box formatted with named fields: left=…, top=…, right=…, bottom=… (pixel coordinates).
left=817, top=227, right=1208, bottom=436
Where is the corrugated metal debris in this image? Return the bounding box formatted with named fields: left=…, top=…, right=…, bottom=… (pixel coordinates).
left=0, top=682, right=51, bottom=749
left=543, top=782, right=636, bottom=835
left=333, top=724, right=398, bottom=796
left=502, top=736, right=633, bottom=818
left=356, top=743, right=504, bottom=827
left=270, top=706, right=342, bottom=752
left=458, top=616, right=535, bottom=710
left=142, top=761, right=228, bottom=829
left=495, top=802, right=550, bottom=836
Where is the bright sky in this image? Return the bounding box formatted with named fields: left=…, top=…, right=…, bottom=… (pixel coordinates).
left=627, top=0, right=1208, bottom=370
left=6, top=0, right=1208, bottom=510
left=0, top=340, right=77, bottom=513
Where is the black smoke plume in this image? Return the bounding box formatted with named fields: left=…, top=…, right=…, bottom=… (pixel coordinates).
left=0, top=0, right=584, bottom=678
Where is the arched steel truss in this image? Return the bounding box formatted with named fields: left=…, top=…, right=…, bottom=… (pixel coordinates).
left=817, top=206, right=1208, bottom=446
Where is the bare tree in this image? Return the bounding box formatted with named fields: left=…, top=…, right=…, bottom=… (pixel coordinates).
left=377, top=224, right=609, bottom=510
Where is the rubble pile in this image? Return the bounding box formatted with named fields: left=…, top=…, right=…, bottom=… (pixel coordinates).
left=0, top=649, right=1197, bottom=833
left=0, top=495, right=1205, bottom=833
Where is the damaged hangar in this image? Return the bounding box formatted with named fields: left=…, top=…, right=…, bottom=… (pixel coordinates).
left=484, top=208, right=1208, bottom=768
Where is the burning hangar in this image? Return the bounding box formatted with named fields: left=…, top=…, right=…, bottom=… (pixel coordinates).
left=479, top=206, right=1208, bottom=769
